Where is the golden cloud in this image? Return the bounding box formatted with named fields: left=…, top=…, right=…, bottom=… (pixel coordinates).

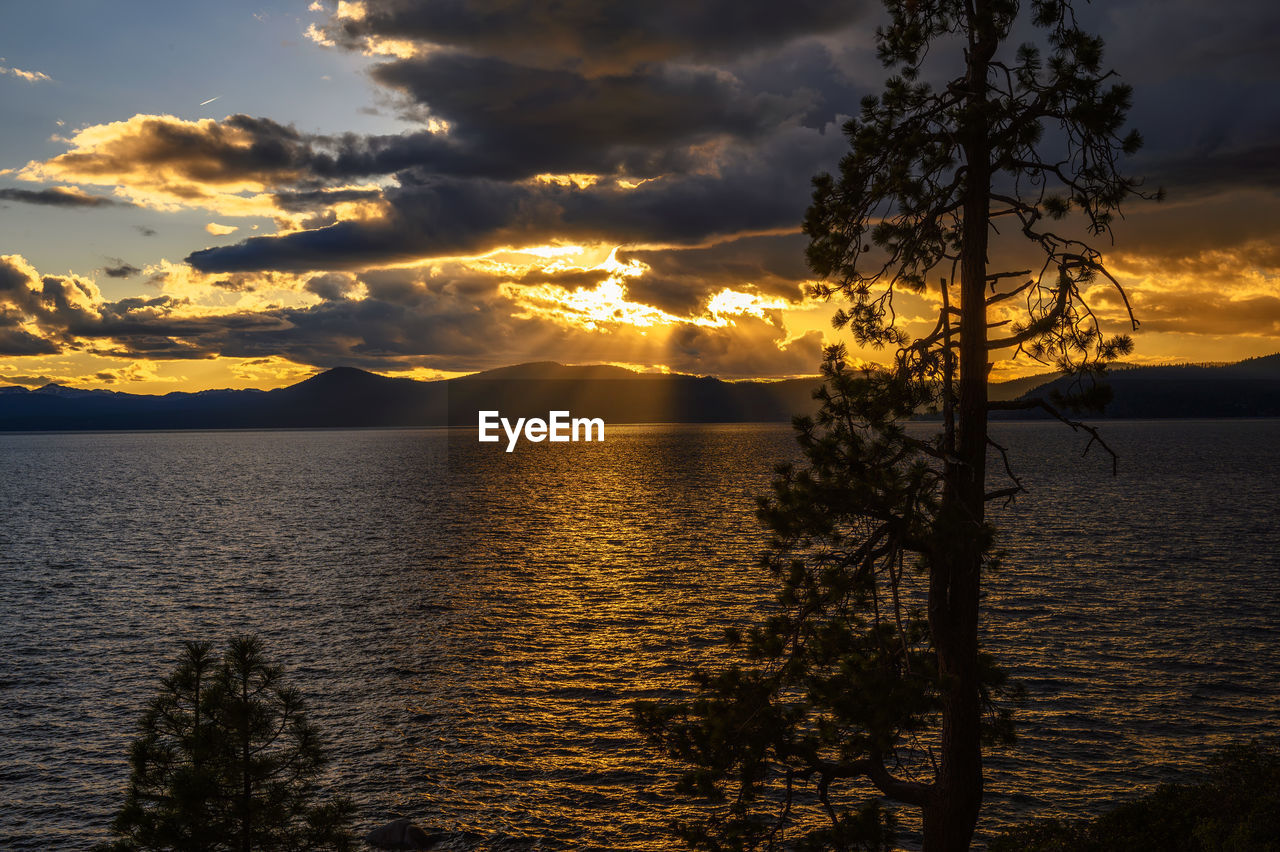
left=14, top=114, right=388, bottom=225
left=93, top=361, right=185, bottom=385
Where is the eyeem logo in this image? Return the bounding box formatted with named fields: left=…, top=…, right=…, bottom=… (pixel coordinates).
left=478, top=410, right=605, bottom=452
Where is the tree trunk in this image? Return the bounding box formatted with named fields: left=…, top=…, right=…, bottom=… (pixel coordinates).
left=923, top=4, right=994, bottom=848
left=242, top=675, right=252, bottom=852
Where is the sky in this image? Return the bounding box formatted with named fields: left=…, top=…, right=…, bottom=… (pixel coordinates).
left=1, top=0, right=1278, bottom=392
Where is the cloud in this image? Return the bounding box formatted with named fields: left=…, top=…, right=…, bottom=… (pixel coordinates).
left=207, top=273, right=823, bottom=377
left=1145, top=140, right=1280, bottom=199
left=93, top=362, right=184, bottom=385
left=0, top=65, right=51, bottom=83
left=1101, top=0, right=1280, bottom=86
left=0, top=372, right=60, bottom=387
left=228, top=355, right=317, bottom=384
left=24, top=114, right=318, bottom=189
left=0, top=327, right=62, bottom=357
left=0, top=186, right=127, bottom=208
left=103, top=260, right=142, bottom=278
left=10, top=0, right=1278, bottom=381
left=186, top=121, right=847, bottom=272
left=0, top=253, right=291, bottom=361
left=0, top=254, right=828, bottom=378
left=12, top=1, right=868, bottom=296
left=1095, top=285, right=1280, bottom=338
left=0, top=255, right=97, bottom=355
left=1107, top=190, right=1280, bottom=270
left=303, top=272, right=364, bottom=300
left=17, top=114, right=336, bottom=216
left=271, top=186, right=385, bottom=211
left=206, top=222, right=239, bottom=235
left=12, top=0, right=870, bottom=284
left=366, top=52, right=813, bottom=179
left=617, top=233, right=812, bottom=315
left=311, top=0, right=870, bottom=74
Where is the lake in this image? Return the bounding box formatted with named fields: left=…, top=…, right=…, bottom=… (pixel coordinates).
left=1, top=421, right=1278, bottom=849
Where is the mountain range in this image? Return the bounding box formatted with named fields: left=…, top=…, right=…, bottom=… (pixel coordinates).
left=1, top=354, right=1279, bottom=431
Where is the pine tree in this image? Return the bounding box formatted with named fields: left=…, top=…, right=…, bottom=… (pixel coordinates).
left=101, top=636, right=355, bottom=852
left=637, top=1, right=1156, bottom=849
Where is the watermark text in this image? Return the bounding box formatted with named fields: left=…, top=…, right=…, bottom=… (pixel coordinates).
left=478, top=410, right=605, bottom=451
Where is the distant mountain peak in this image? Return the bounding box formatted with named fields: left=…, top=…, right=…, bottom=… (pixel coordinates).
left=33, top=383, right=114, bottom=398
left=292, top=366, right=383, bottom=387
left=317, top=366, right=374, bottom=377
left=465, top=361, right=659, bottom=381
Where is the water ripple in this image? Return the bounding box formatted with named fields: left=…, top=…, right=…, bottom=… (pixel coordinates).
left=1, top=421, right=1277, bottom=849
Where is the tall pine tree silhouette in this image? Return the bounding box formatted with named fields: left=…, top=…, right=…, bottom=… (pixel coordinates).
left=639, top=1, right=1157, bottom=848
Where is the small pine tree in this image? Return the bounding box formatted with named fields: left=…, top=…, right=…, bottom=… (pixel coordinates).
left=100, top=635, right=355, bottom=852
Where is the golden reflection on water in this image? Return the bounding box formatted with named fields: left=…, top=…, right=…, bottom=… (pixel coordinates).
left=1, top=421, right=1278, bottom=850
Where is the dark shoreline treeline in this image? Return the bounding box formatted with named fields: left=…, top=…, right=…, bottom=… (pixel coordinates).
left=991, top=740, right=1280, bottom=852
left=2, top=354, right=1279, bottom=431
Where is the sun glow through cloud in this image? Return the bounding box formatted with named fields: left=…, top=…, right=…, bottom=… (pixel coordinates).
left=505, top=248, right=802, bottom=332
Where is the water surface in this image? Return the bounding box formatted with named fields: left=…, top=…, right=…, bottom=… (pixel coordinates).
left=1, top=421, right=1277, bottom=849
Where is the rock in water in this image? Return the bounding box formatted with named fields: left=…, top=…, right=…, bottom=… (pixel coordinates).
left=365, top=818, right=435, bottom=849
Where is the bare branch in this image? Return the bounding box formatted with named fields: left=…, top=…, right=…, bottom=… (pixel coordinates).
left=815, top=756, right=933, bottom=807
left=985, top=436, right=1026, bottom=506
left=986, top=278, right=1034, bottom=306
left=989, top=397, right=1119, bottom=474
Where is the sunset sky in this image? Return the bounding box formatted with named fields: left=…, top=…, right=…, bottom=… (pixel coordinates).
left=2, top=0, right=1278, bottom=392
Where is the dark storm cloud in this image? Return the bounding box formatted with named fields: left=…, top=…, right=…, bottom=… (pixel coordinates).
left=0, top=187, right=127, bottom=208
left=1144, top=140, right=1280, bottom=199
left=76, top=300, right=288, bottom=343
left=1071, top=0, right=1280, bottom=209
left=32, top=100, right=817, bottom=204
left=25, top=0, right=868, bottom=212
left=727, top=38, right=870, bottom=133
left=271, top=187, right=385, bottom=212
left=183, top=174, right=776, bottom=272
left=186, top=124, right=846, bottom=273
left=177, top=0, right=1280, bottom=279
left=1100, top=0, right=1280, bottom=87
left=368, top=52, right=809, bottom=178
left=218, top=291, right=509, bottom=366
left=318, top=0, right=869, bottom=73
left=2, top=254, right=536, bottom=365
